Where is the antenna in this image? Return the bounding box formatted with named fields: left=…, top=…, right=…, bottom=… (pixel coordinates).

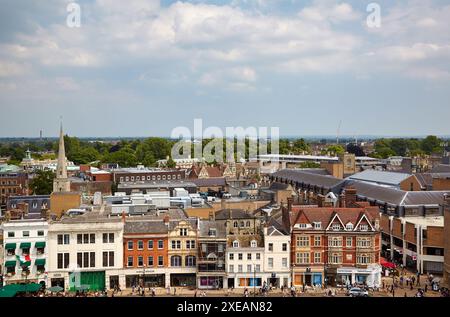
left=336, top=120, right=342, bottom=144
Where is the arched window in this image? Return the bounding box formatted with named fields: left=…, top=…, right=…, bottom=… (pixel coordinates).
left=246, top=221, right=251, bottom=227
left=232, top=240, right=240, bottom=248
left=171, top=255, right=182, bottom=267
left=185, top=256, right=196, bottom=267
left=346, top=223, right=354, bottom=231
left=233, top=221, right=238, bottom=228
left=250, top=240, right=257, bottom=248
left=240, top=221, right=244, bottom=228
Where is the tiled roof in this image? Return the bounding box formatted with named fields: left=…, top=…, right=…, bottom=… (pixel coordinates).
left=290, top=207, right=379, bottom=229
left=124, top=220, right=168, bottom=234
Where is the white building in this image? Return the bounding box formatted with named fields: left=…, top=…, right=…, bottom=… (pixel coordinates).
left=263, top=225, right=291, bottom=288
left=47, top=212, right=124, bottom=291
left=1, top=220, right=49, bottom=286
left=225, top=235, right=265, bottom=289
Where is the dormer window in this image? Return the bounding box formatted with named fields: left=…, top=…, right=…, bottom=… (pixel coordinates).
left=250, top=240, right=257, bottom=248
left=298, top=223, right=307, bottom=229
left=332, top=224, right=341, bottom=231
left=346, top=223, right=354, bottom=231
left=208, top=229, right=217, bottom=237
left=359, top=224, right=369, bottom=231
left=232, top=240, right=240, bottom=248
left=314, top=222, right=322, bottom=230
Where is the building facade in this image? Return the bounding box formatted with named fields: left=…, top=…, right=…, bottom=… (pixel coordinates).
left=122, top=219, right=169, bottom=288
left=1, top=220, right=48, bottom=286
left=285, top=203, right=382, bottom=288
left=197, top=220, right=227, bottom=289
left=47, top=215, right=123, bottom=291
left=263, top=224, right=291, bottom=288
left=167, top=219, right=198, bottom=287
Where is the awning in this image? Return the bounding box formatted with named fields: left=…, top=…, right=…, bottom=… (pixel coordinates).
left=5, top=243, right=16, bottom=250
left=5, top=261, right=17, bottom=267
left=35, top=241, right=46, bottom=248
left=35, top=258, right=46, bottom=266
left=20, top=242, right=31, bottom=249
left=380, top=258, right=396, bottom=269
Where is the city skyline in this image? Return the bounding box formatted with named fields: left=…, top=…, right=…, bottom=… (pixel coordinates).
left=1, top=0, right=450, bottom=137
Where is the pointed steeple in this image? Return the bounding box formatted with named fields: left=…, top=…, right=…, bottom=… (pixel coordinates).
left=56, top=121, right=67, bottom=179
left=53, top=120, right=71, bottom=192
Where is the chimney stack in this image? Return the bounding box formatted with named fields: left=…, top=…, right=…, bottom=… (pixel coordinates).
left=121, top=211, right=126, bottom=223
left=344, top=187, right=357, bottom=207
left=287, top=197, right=293, bottom=212
left=164, top=215, right=170, bottom=226
left=317, top=195, right=325, bottom=208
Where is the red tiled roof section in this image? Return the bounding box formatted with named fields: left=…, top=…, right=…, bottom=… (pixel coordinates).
left=205, top=166, right=223, bottom=177
left=290, top=207, right=380, bottom=227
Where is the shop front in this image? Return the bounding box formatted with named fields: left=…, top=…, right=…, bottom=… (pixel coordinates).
left=336, top=265, right=382, bottom=288
left=293, top=268, right=324, bottom=287
left=69, top=271, right=106, bottom=291
left=170, top=273, right=196, bottom=287
left=125, top=274, right=166, bottom=288
left=198, top=275, right=224, bottom=289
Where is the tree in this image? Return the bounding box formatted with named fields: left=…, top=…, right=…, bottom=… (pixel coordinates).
left=102, top=147, right=137, bottom=167
left=346, top=144, right=365, bottom=156
left=322, top=145, right=345, bottom=156
left=421, top=135, right=442, bottom=155
left=29, top=170, right=55, bottom=195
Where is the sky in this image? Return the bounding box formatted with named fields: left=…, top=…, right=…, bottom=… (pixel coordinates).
left=0, top=0, right=450, bottom=138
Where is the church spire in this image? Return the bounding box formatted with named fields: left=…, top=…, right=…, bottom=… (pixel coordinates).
left=53, top=120, right=71, bottom=192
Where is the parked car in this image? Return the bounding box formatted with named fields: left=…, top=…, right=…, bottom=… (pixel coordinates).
left=347, top=288, right=369, bottom=297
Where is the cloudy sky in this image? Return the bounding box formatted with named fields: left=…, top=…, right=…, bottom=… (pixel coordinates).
left=0, top=0, right=450, bottom=138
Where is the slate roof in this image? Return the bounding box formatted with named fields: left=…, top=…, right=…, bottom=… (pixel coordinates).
left=347, top=170, right=411, bottom=187
left=348, top=180, right=450, bottom=206
left=272, top=169, right=345, bottom=192
left=124, top=220, right=168, bottom=234
left=198, top=220, right=227, bottom=238
left=431, top=164, right=450, bottom=173
left=190, top=178, right=227, bottom=187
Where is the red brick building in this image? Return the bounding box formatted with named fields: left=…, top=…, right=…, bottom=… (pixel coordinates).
left=283, top=191, right=382, bottom=288
left=122, top=218, right=170, bottom=288
left=0, top=170, right=28, bottom=207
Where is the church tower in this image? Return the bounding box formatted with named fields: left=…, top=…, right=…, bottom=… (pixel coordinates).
left=53, top=122, right=71, bottom=192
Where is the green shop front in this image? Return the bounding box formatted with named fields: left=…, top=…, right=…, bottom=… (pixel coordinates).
left=69, top=271, right=106, bottom=291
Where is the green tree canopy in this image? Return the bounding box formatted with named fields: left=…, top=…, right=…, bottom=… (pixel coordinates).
left=29, top=170, right=55, bottom=195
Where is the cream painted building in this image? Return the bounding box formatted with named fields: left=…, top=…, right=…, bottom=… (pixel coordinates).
left=167, top=218, right=198, bottom=287
left=263, top=225, right=291, bottom=288
left=225, top=234, right=265, bottom=289
left=47, top=213, right=124, bottom=291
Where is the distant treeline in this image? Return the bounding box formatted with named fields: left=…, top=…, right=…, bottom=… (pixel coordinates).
left=0, top=135, right=447, bottom=167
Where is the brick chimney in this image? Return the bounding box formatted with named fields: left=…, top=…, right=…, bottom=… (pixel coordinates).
left=339, top=193, right=346, bottom=208
left=317, top=194, right=325, bottom=208
left=287, top=197, right=293, bottom=212
left=344, top=187, right=357, bottom=207
left=121, top=211, right=126, bottom=223
left=164, top=215, right=170, bottom=226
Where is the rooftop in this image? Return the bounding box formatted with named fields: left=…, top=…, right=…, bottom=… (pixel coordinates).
left=400, top=216, right=444, bottom=227
left=347, top=170, right=412, bottom=187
